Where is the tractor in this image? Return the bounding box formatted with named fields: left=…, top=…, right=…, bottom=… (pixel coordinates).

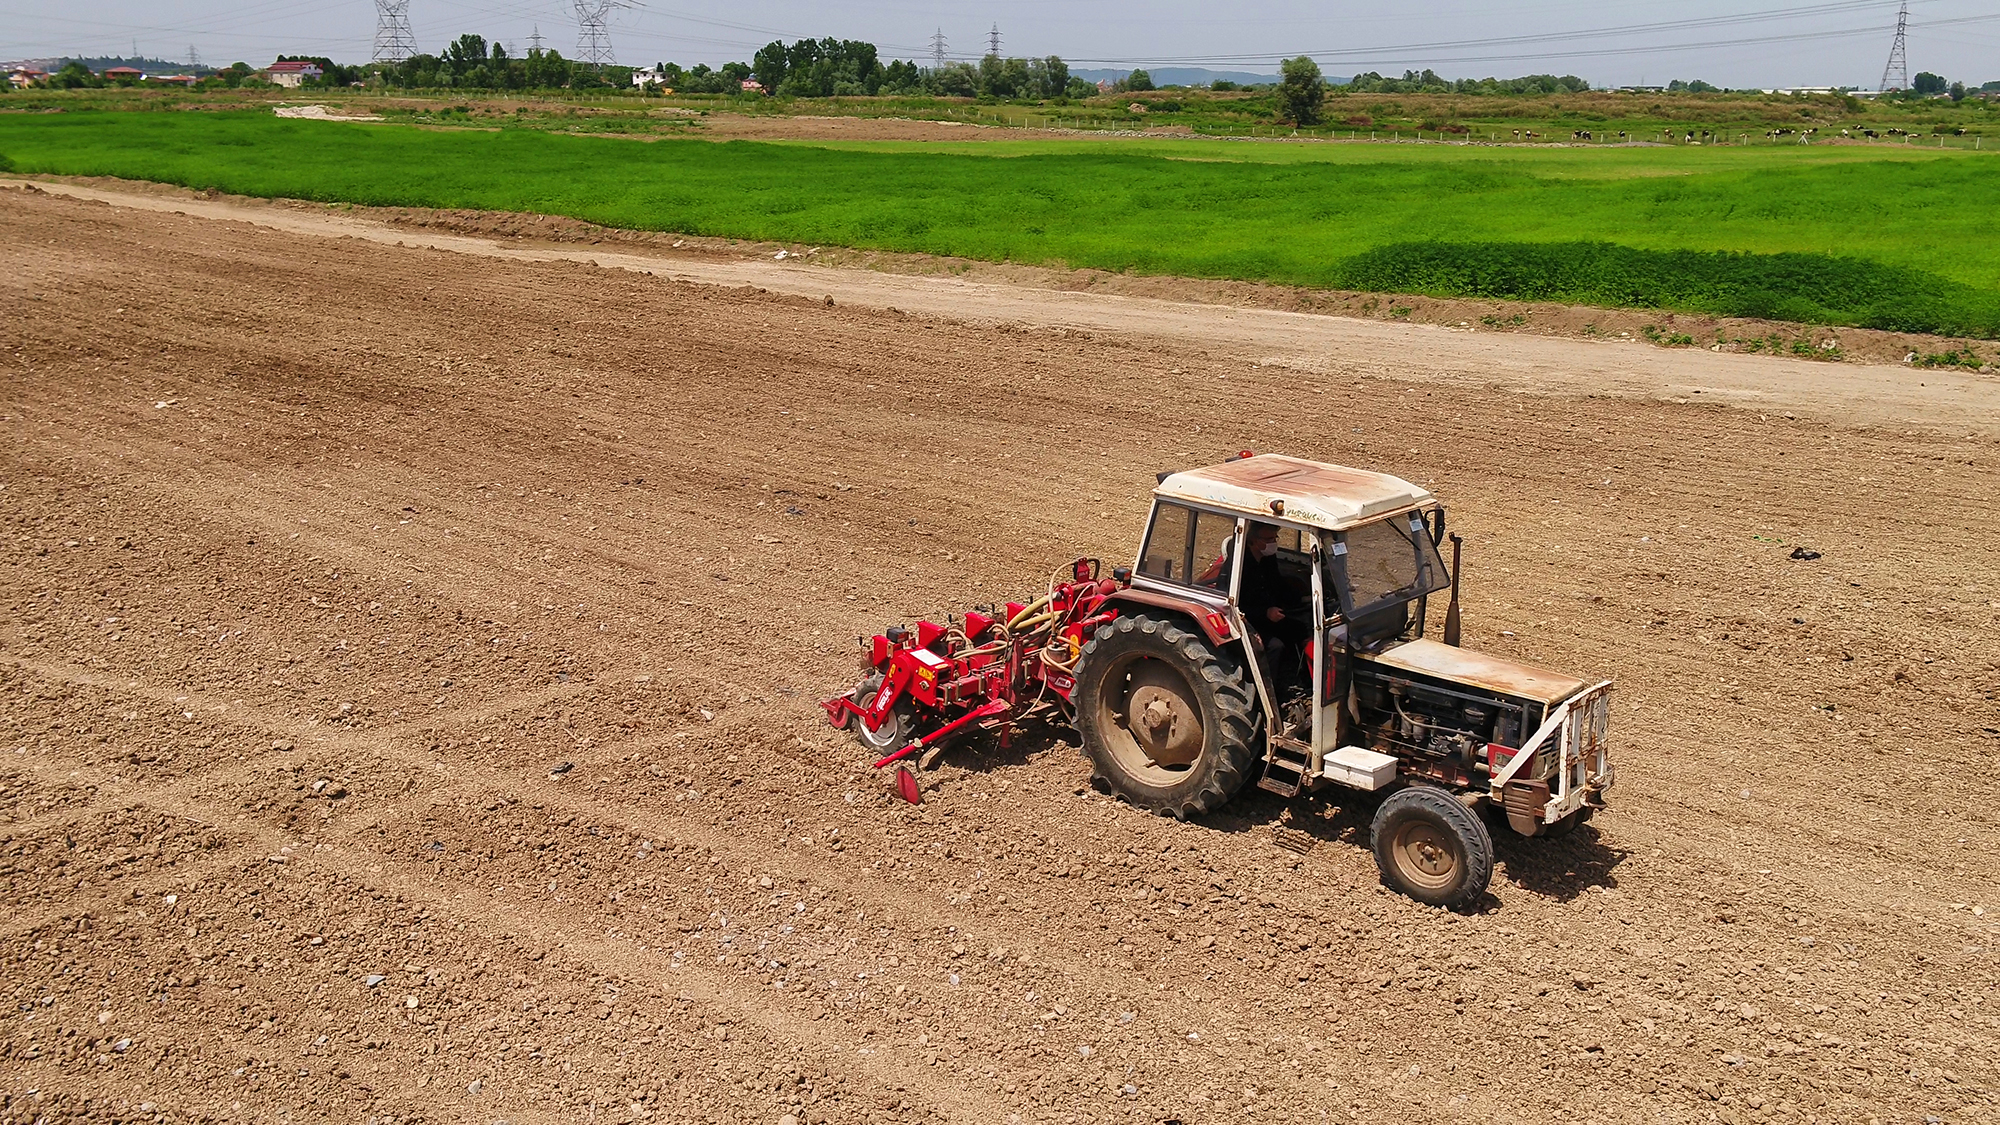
left=823, top=453, right=1613, bottom=907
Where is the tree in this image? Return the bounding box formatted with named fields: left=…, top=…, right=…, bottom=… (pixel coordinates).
left=1277, top=56, right=1325, bottom=125
left=1949, top=81, right=1967, bottom=101
left=1025, top=55, right=1069, bottom=100
left=52, top=61, right=99, bottom=89
left=443, top=34, right=488, bottom=74
left=1124, top=68, right=1154, bottom=92
left=752, top=41, right=788, bottom=91
left=880, top=58, right=922, bottom=93
left=931, top=62, right=978, bottom=97
left=1912, top=71, right=1947, bottom=95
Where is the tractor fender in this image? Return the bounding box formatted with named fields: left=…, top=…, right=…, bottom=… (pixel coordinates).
left=1098, top=589, right=1237, bottom=647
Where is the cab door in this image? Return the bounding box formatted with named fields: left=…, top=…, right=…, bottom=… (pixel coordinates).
left=1307, top=532, right=1344, bottom=768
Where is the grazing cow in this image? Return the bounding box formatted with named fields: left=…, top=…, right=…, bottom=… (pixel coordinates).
left=1618, top=131, right=1629, bottom=140
left=1862, top=129, right=1879, bottom=138
left=1572, top=129, right=1593, bottom=141
left=1522, top=129, right=1540, bottom=139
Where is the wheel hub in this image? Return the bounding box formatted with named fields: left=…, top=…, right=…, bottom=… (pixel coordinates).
left=1394, top=822, right=1460, bottom=888
left=1126, top=673, right=1201, bottom=768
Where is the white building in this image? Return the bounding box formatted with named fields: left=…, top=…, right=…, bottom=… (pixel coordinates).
left=265, top=60, right=323, bottom=88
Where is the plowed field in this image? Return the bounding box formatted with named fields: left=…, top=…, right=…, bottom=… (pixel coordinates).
left=3, top=183, right=1997, bottom=1125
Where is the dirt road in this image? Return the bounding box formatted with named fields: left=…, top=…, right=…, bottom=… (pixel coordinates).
left=3, top=184, right=1997, bottom=1125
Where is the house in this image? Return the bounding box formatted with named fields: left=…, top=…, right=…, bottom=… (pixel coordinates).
left=739, top=78, right=764, bottom=94
left=264, top=60, right=323, bottom=87
left=631, top=66, right=663, bottom=87
left=7, top=66, right=47, bottom=89
left=102, top=66, right=144, bottom=81
left=147, top=74, right=198, bottom=86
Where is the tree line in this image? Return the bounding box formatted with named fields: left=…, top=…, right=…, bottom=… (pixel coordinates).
left=643, top=38, right=1098, bottom=100
left=377, top=36, right=626, bottom=90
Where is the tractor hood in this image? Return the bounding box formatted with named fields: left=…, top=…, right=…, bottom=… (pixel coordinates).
left=1356, top=638, right=1587, bottom=705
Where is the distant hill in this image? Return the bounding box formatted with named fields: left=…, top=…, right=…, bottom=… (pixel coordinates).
left=1072, top=67, right=1307, bottom=88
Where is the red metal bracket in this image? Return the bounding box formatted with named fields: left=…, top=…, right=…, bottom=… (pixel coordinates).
left=871, top=698, right=1012, bottom=770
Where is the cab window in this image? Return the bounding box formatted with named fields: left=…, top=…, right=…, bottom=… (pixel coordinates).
left=1190, top=510, right=1238, bottom=589
left=1138, top=502, right=1193, bottom=582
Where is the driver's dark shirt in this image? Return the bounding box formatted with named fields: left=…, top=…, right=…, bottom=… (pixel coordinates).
left=1213, top=540, right=1287, bottom=637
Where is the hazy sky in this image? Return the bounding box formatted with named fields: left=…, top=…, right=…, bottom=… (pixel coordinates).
left=11, top=0, right=1999, bottom=88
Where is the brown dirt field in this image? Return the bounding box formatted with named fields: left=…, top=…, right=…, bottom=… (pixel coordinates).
left=2, top=185, right=1998, bottom=1125
left=15, top=178, right=2000, bottom=419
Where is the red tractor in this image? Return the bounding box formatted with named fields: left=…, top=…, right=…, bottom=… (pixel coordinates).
left=823, top=454, right=1612, bottom=907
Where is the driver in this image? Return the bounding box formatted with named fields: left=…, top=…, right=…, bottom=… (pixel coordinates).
left=1204, top=522, right=1308, bottom=685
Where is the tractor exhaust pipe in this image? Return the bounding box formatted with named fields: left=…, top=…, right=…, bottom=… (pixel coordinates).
left=1443, top=533, right=1464, bottom=647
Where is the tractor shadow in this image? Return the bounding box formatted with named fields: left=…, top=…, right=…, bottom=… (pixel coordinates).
left=922, top=712, right=1080, bottom=775
left=928, top=722, right=1628, bottom=907
left=1191, top=782, right=1630, bottom=908
left=1489, top=821, right=1630, bottom=903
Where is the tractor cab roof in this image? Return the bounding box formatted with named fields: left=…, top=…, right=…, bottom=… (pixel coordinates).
left=1155, top=454, right=1435, bottom=532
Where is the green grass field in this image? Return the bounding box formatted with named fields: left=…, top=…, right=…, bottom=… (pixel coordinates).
left=5, top=108, right=1998, bottom=337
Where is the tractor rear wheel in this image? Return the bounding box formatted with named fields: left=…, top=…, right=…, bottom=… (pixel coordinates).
left=1371, top=786, right=1494, bottom=909
left=1073, top=614, right=1258, bottom=820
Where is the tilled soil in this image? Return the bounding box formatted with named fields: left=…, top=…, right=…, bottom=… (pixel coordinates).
left=2, top=186, right=1998, bottom=1125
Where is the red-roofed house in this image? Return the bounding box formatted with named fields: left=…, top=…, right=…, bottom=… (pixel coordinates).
left=7, top=66, right=47, bottom=89
left=264, top=60, right=323, bottom=87
left=102, top=66, right=144, bottom=82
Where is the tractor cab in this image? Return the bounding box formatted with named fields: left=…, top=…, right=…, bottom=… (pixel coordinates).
left=1138, top=452, right=1450, bottom=668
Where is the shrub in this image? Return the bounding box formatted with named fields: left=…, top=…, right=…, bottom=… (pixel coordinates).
left=1333, top=242, right=2000, bottom=337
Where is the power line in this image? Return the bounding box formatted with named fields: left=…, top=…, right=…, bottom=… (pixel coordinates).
left=1062, top=0, right=1926, bottom=64
left=929, top=27, right=947, bottom=70
left=987, top=22, right=1000, bottom=57
left=1880, top=0, right=1909, bottom=90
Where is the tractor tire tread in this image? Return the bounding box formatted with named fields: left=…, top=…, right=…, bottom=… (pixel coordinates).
left=1074, top=613, right=1258, bottom=821
left=1370, top=785, right=1494, bottom=909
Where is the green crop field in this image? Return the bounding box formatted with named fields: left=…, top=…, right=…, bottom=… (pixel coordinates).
left=5, top=108, right=1998, bottom=337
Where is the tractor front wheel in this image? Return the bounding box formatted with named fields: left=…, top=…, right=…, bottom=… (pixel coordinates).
left=1371, top=786, right=1494, bottom=909
left=1072, top=614, right=1258, bottom=820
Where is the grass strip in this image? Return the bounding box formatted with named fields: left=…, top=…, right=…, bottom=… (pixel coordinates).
left=1336, top=242, right=2000, bottom=337
left=5, top=109, right=1997, bottom=336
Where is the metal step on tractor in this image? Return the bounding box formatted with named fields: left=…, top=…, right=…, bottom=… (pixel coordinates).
left=822, top=453, right=1613, bottom=908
